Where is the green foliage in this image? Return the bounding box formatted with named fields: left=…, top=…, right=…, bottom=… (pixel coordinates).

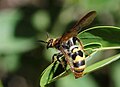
left=0, top=9, right=36, bottom=72
left=56, top=74, right=98, bottom=87
left=84, top=53, right=120, bottom=74
left=32, top=10, right=50, bottom=31
left=0, top=9, right=35, bottom=54
left=40, top=26, right=120, bottom=87
left=0, top=81, right=3, bottom=87
left=111, top=61, right=120, bottom=87
left=79, top=26, right=120, bottom=47
left=0, top=1, right=120, bottom=87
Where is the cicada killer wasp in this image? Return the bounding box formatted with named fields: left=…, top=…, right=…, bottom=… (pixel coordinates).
left=38, top=11, right=96, bottom=78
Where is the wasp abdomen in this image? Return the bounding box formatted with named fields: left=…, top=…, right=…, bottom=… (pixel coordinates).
left=73, top=60, right=85, bottom=67
left=72, top=55, right=85, bottom=72
left=69, top=45, right=85, bottom=78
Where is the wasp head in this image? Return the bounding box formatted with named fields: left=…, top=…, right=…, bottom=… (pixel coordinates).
left=37, top=33, right=55, bottom=49
left=46, top=39, right=54, bottom=49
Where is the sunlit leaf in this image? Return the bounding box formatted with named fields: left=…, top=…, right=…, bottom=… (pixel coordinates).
left=40, top=61, right=70, bottom=87
left=79, top=26, right=120, bottom=47
left=84, top=53, right=120, bottom=74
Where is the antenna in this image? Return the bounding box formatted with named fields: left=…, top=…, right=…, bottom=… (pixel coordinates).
left=37, top=40, right=48, bottom=44
left=37, top=32, right=50, bottom=44
left=46, top=32, right=50, bottom=39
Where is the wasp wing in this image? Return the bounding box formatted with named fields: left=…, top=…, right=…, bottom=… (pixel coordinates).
left=59, top=11, right=96, bottom=43
left=59, top=46, right=74, bottom=72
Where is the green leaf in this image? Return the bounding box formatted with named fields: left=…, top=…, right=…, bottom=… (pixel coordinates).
left=40, top=26, right=120, bottom=86
left=84, top=53, right=120, bottom=74
left=40, top=61, right=70, bottom=87
left=79, top=26, right=120, bottom=47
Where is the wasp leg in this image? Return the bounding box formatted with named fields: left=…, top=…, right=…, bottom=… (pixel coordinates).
left=52, top=53, right=61, bottom=63
left=52, top=53, right=66, bottom=69
left=74, top=37, right=84, bottom=49
left=75, top=37, right=90, bottom=56
left=61, top=56, right=68, bottom=70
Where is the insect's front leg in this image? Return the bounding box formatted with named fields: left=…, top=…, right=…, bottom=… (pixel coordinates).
left=52, top=53, right=62, bottom=63
left=52, top=53, right=67, bottom=69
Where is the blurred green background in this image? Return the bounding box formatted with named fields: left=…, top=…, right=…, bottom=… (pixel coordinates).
left=0, top=0, right=120, bottom=87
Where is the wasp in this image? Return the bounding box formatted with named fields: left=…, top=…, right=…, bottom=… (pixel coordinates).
left=38, top=11, right=96, bottom=78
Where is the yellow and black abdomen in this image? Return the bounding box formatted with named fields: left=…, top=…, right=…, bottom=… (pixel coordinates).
left=69, top=45, right=85, bottom=78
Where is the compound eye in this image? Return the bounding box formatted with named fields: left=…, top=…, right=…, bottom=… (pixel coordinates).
left=47, top=39, right=53, bottom=49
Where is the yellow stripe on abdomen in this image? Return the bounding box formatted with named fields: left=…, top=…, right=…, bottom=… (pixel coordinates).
left=73, top=55, right=84, bottom=63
